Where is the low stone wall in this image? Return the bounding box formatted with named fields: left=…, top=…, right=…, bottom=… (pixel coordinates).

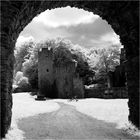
left=85, top=87, right=127, bottom=99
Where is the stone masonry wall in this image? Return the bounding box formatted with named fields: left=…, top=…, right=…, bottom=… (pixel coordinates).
left=38, top=48, right=79, bottom=99
left=125, top=56, right=139, bottom=128
left=54, top=62, right=76, bottom=98
left=38, top=48, right=54, bottom=98
left=1, top=0, right=139, bottom=138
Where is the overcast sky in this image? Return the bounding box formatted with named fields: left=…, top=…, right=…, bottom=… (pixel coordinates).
left=17, top=6, right=121, bottom=49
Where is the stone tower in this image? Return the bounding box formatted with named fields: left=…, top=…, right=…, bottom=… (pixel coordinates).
left=38, top=48, right=54, bottom=98
left=37, top=47, right=85, bottom=99
left=54, top=62, right=75, bottom=98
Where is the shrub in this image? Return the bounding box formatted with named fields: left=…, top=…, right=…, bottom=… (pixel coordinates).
left=18, top=77, right=28, bottom=86
left=14, top=71, right=23, bottom=85
left=13, top=77, right=31, bottom=93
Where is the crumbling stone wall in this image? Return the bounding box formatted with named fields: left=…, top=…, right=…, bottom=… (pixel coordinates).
left=54, top=63, right=75, bottom=98
left=38, top=48, right=79, bottom=99
left=1, top=1, right=139, bottom=138
left=38, top=48, right=54, bottom=98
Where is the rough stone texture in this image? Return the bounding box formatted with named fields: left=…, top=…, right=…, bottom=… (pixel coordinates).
left=38, top=48, right=80, bottom=99
left=125, top=56, right=139, bottom=128
left=38, top=48, right=54, bottom=98
left=1, top=0, right=139, bottom=138
left=54, top=63, right=75, bottom=98
left=110, top=65, right=126, bottom=87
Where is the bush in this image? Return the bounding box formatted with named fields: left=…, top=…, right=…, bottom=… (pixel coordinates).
left=18, top=77, right=28, bottom=86
left=13, top=77, right=31, bottom=93
left=14, top=71, right=23, bottom=85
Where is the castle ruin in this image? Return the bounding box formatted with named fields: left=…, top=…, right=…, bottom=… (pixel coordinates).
left=37, top=48, right=84, bottom=99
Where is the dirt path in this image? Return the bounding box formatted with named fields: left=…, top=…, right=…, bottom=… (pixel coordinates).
left=18, top=102, right=138, bottom=140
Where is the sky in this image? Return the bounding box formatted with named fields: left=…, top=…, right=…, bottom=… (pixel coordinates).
left=17, top=6, right=122, bottom=50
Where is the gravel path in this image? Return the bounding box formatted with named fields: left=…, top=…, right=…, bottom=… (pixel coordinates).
left=18, top=102, right=139, bottom=140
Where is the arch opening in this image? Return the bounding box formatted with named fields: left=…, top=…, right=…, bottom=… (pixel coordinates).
left=14, top=6, right=124, bottom=97
left=1, top=1, right=139, bottom=138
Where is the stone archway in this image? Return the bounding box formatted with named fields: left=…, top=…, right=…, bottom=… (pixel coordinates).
left=1, top=1, right=139, bottom=138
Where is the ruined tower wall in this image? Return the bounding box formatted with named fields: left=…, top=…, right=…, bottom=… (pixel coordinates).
left=38, top=48, right=85, bottom=99
left=54, top=63, right=75, bottom=98
left=38, top=48, right=54, bottom=98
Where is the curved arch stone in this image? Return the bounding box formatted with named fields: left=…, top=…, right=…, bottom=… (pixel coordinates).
left=1, top=1, right=139, bottom=138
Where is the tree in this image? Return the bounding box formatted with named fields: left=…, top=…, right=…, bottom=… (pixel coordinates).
left=23, top=62, right=38, bottom=89
left=14, top=41, right=35, bottom=74
left=22, top=38, right=93, bottom=87
left=14, top=71, right=23, bottom=85
left=53, top=46, right=73, bottom=65
left=89, top=45, right=120, bottom=87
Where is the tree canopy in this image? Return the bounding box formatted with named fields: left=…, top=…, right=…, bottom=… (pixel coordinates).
left=14, top=38, right=93, bottom=89
left=88, top=45, right=121, bottom=87
left=14, top=37, right=121, bottom=89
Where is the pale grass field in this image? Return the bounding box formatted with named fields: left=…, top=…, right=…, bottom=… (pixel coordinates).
left=3, top=93, right=140, bottom=140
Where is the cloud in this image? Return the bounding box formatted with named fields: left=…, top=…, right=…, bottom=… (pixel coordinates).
left=66, top=18, right=113, bottom=38
left=33, top=6, right=99, bottom=27
left=19, top=7, right=122, bottom=51
left=100, top=32, right=120, bottom=45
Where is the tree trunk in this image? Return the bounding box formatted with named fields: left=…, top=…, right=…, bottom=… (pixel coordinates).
left=107, top=75, right=111, bottom=88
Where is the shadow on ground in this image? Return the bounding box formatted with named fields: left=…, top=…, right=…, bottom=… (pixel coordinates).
left=18, top=102, right=139, bottom=140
